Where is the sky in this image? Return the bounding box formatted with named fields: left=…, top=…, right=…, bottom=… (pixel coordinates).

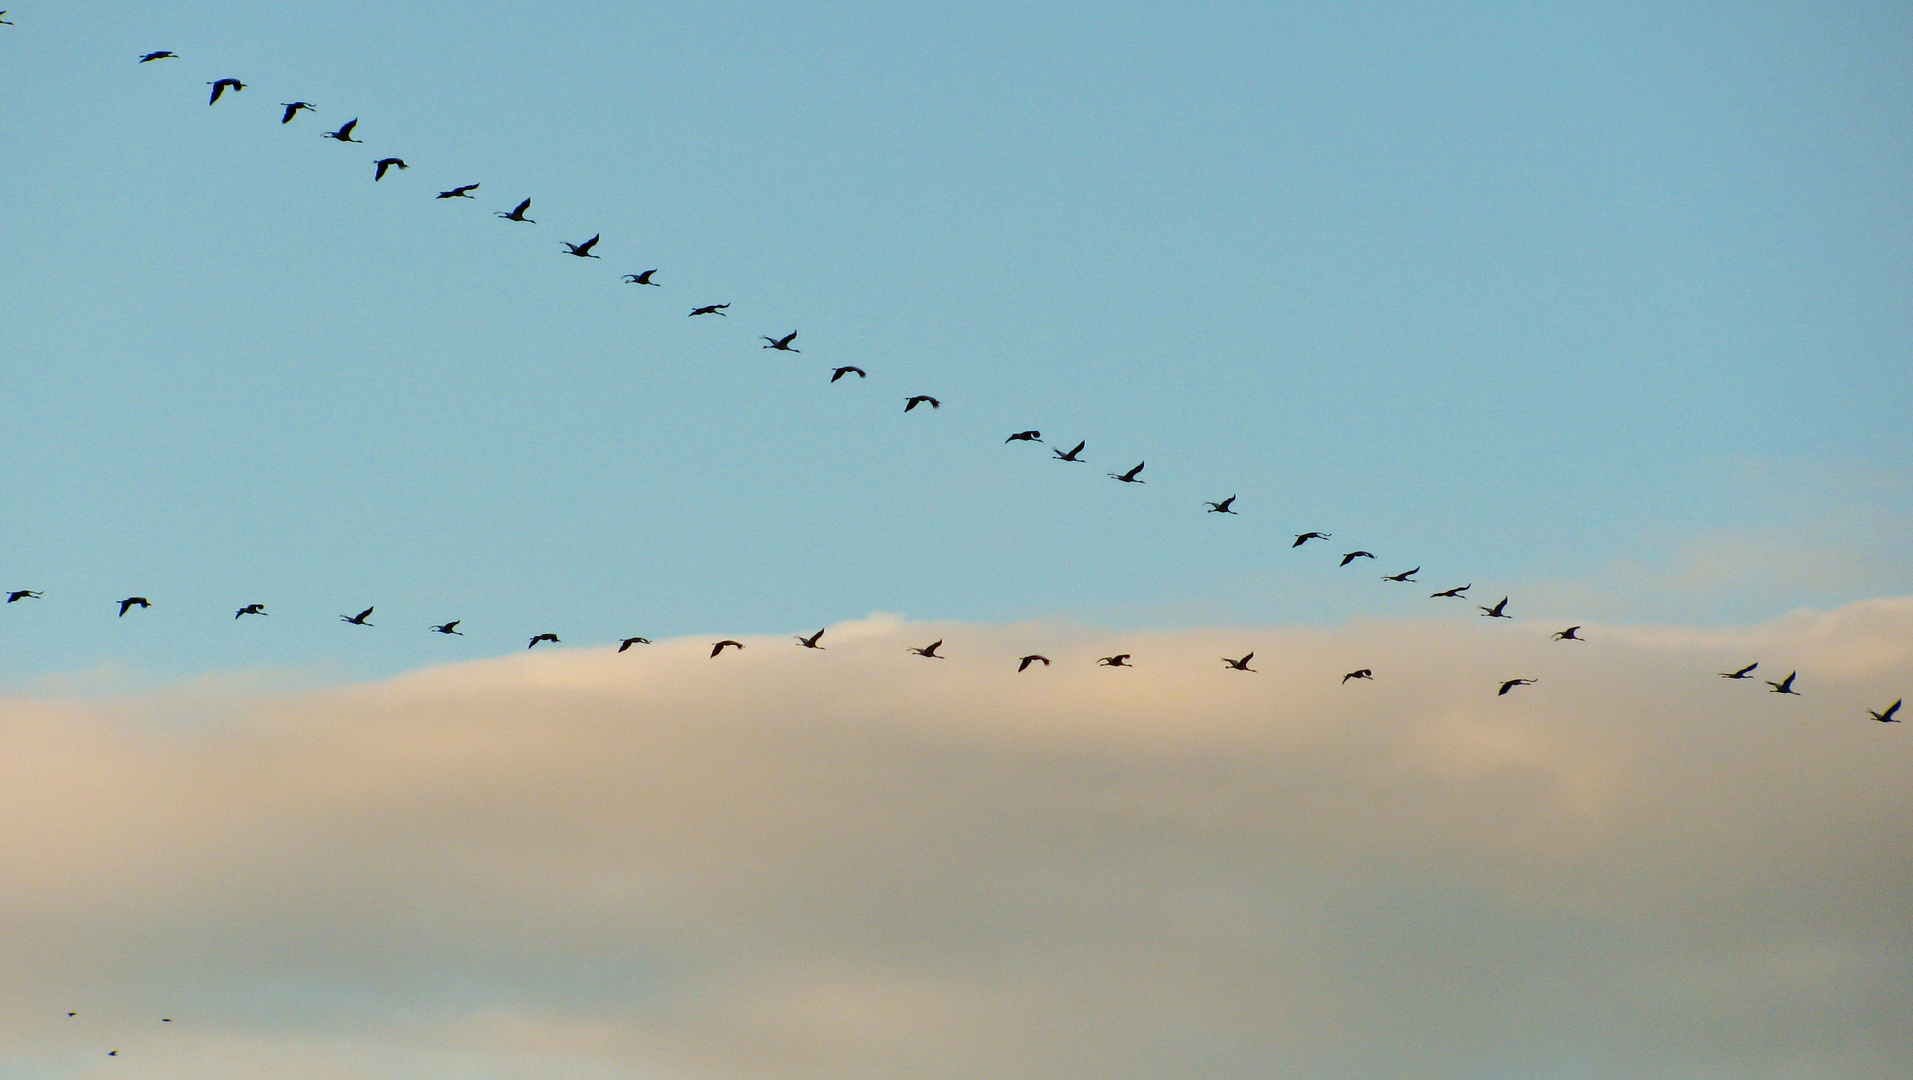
left=0, top=1, right=1910, bottom=1077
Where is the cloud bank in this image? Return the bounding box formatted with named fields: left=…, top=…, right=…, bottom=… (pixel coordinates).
left=2, top=602, right=1910, bottom=1079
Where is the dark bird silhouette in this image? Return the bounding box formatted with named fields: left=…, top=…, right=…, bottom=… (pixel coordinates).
left=322, top=119, right=362, bottom=143
left=1765, top=671, right=1800, bottom=695
left=710, top=640, right=745, bottom=657
left=279, top=101, right=315, bottom=123
left=831, top=366, right=866, bottom=382
left=1343, top=669, right=1373, bottom=683
left=431, top=621, right=463, bottom=635
left=795, top=628, right=826, bottom=649
left=1430, top=585, right=1471, bottom=598
left=908, top=640, right=946, bottom=658
left=1552, top=626, right=1583, bottom=641
left=341, top=607, right=374, bottom=626
left=1382, top=567, right=1420, bottom=582
left=1097, top=654, right=1134, bottom=667
left=1005, top=430, right=1042, bottom=443
left=495, top=197, right=534, bottom=222
left=762, top=331, right=799, bottom=352
left=1293, top=532, right=1330, bottom=547
left=1870, top=700, right=1902, bottom=723
left=618, top=636, right=651, bottom=651
left=1479, top=597, right=1511, bottom=618
left=437, top=183, right=480, bottom=199
left=528, top=633, right=559, bottom=648
left=67, top=1012, right=75, bottom=1017
left=108, top=1052, right=117, bottom=1057
left=1497, top=678, right=1537, bottom=696
left=1108, top=462, right=1146, bottom=483
left=1719, top=662, right=1758, bottom=680
left=1204, top=496, right=1237, bottom=514
left=1222, top=653, right=1256, bottom=672
left=1017, top=654, right=1050, bottom=672
left=623, top=270, right=659, bottom=285
left=0, top=12, right=11, bottom=24
left=234, top=603, right=266, bottom=619
left=139, top=51, right=178, bottom=63
left=207, top=79, right=245, bottom=105
left=1339, top=551, right=1375, bottom=566
left=1053, top=440, right=1087, bottom=462
left=689, top=304, right=729, bottom=317
left=7, top=590, right=41, bottom=602
left=562, top=234, right=601, bottom=258
left=117, top=597, right=150, bottom=617
left=905, top=395, right=941, bottom=412
left=373, top=158, right=408, bottom=181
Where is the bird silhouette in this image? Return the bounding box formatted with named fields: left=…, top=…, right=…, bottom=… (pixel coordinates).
left=1204, top=496, right=1237, bottom=514
left=1017, top=654, right=1050, bottom=672
left=1430, top=585, right=1470, bottom=598
left=831, top=366, right=866, bottom=382
left=437, top=184, right=480, bottom=199
left=623, top=270, right=660, bottom=285
left=1343, top=669, right=1373, bottom=683
left=1870, top=700, right=1902, bottom=723
left=373, top=158, right=408, bottom=181
left=562, top=235, right=601, bottom=258
left=1292, top=532, right=1330, bottom=547
left=430, top=621, right=463, bottom=635
left=322, top=119, right=362, bottom=142
left=1097, top=654, right=1134, bottom=667
left=139, top=51, right=178, bottom=63
left=279, top=102, right=315, bottom=123
left=1497, top=678, right=1537, bottom=696
left=1053, top=440, right=1087, bottom=462
left=495, top=197, right=534, bottom=222
left=1765, top=671, right=1800, bottom=695
left=1552, top=626, right=1583, bottom=641
left=904, top=395, right=941, bottom=412
left=1719, top=662, right=1758, bottom=679
left=1005, top=430, right=1042, bottom=443
left=0, top=12, right=11, bottom=24
left=207, top=79, right=245, bottom=105
left=795, top=628, right=826, bottom=649
left=710, top=640, right=745, bottom=657
left=234, top=603, right=266, bottom=619
left=1108, top=462, right=1146, bottom=483
left=1479, top=597, right=1511, bottom=618
left=618, top=637, right=651, bottom=651
left=1222, top=653, right=1256, bottom=671
left=6, top=590, right=41, bottom=602
left=762, top=331, right=799, bottom=352
left=689, top=304, right=729, bottom=317
left=1382, top=567, right=1419, bottom=582
left=909, top=640, right=946, bottom=658
left=528, top=633, right=559, bottom=648
left=117, top=597, right=150, bottom=617
left=1339, top=551, right=1375, bottom=566
left=341, top=607, right=374, bottom=626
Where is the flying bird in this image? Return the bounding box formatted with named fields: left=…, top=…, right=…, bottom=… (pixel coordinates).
left=795, top=628, right=826, bottom=649
left=1097, top=654, right=1134, bottom=667
left=1382, top=567, right=1419, bottom=582
left=689, top=304, right=729, bottom=317
left=710, top=640, right=745, bottom=657
left=1870, top=700, right=1902, bottom=723
left=207, top=78, right=245, bottom=105
left=1765, top=671, right=1800, bottom=695
left=341, top=607, right=374, bottom=626
left=0, top=12, right=11, bottom=24
left=1339, top=551, right=1375, bottom=566
left=1293, top=532, right=1330, bottom=547
left=528, top=633, right=559, bottom=648
left=618, top=637, right=651, bottom=651
left=322, top=119, right=362, bottom=142
left=118, top=597, right=151, bottom=617
left=1479, top=597, right=1511, bottom=618
left=373, top=158, right=407, bottom=181
left=762, top=331, right=799, bottom=352
left=430, top=621, right=463, bottom=635
left=437, top=184, right=480, bottom=199
left=908, top=640, right=945, bottom=658
left=1052, top=440, right=1087, bottom=462
left=495, top=197, right=534, bottom=221
left=1108, top=462, right=1146, bottom=483
left=6, top=590, right=41, bottom=602
left=562, top=234, right=601, bottom=258
left=1719, top=662, right=1758, bottom=680
left=1430, top=585, right=1471, bottom=598
left=279, top=101, right=315, bottom=123
left=139, top=51, right=178, bottom=63
left=1497, top=678, right=1537, bottom=696
left=1005, top=430, right=1042, bottom=443
left=1222, top=653, right=1256, bottom=672
left=623, top=270, right=659, bottom=285
left=831, top=366, right=866, bottom=382
left=1017, top=654, right=1050, bottom=672
left=1552, top=626, right=1583, bottom=641
left=904, top=395, right=941, bottom=412
left=1343, top=669, right=1373, bottom=683
left=1204, top=496, right=1238, bottom=514
left=234, top=604, right=266, bottom=619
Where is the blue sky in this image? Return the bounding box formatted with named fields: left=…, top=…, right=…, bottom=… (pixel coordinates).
left=2, top=0, right=1909, bottom=683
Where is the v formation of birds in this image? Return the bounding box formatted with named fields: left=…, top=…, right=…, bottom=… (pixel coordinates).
left=0, top=15, right=1899, bottom=732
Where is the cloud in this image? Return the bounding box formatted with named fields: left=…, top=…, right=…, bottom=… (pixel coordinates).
left=1, top=602, right=1910, bottom=1079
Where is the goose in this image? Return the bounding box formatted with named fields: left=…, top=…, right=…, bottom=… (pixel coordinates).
left=207, top=78, right=245, bottom=105
left=710, top=640, right=745, bottom=657
left=908, top=640, right=946, bottom=658
left=1222, top=653, right=1256, bottom=672
left=762, top=331, right=799, bottom=352
left=118, top=597, right=151, bottom=617
left=831, top=366, right=866, bottom=382
left=341, top=607, right=374, bottom=626
left=1017, top=654, right=1050, bottom=672
left=1108, top=462, right=1145, bottom=483
left=795, top=628, right=826, bottom=649
left=495, top=197, right=534, bottom=222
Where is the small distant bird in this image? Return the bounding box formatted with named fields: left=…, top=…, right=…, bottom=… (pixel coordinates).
left=618, top=637, right=651, bottom=651
left=1204, top=496, right=1237, bottom=514
left=1497, top=678, right=1537, bottom=696
left=108, top=1052, right=117, bottom=1057
left=207, top=78, right=245, bottom=105
left=1005, top=430, right=1042, bottom=443
left=495, top=197, right=534, bottom=222
left=1293, top=532, right=1330, bottom=547
left=1097, top=654, right=1134, bottom=667
left=1053, top=440, right=1087, bottom=462
left=1339, top=551, right=1375, bottom=566
left=1552, top=626, right=1583, bottom=641
left=1870, top=700, right=1902, bottom=723
left=341, top=607, right=375, bottom=626
left=909, top=640, right=945, bottom=658
left=431, top=621, right=463, bottom=635
left=623, top=270, right=659, bottom=285
left=1382, top=567, right=1419, bottom=582
left=1343, top=669, right=1373, bottom=683
left=6, top=590, right=41, bottom=602
left=279, top=101, right=315, bottom=123
left=1108, top=462, right=1145, bottom=483
left=795, top=629, right=826, bottom=649
left=562, top=234, right=601, bottom=257
left=710, top=640, right=745, bottom=657
left=139, top=51, right=178, bottom=63
left=905, top=395, right=941, bottom=412
left=1719, top=662, right=1758, bottom=680
left=234, top=604, right=266, bottom=619
left=762, top=331, right=799, bottom=352
left=1017, top=654, right=1050, bottom=672
left=1222, top=653, right=1256, bottom=672
left=689, top=304, right=729, bottom=317
left=831, top=366, right=866, bottom=382
left=1430, top=585, right=1471, bottom=598
left=0, top=12, right=11, bottom=24
left=118, top=597, right=151, bottom=617
left=1479, top=597, right=1511, bottom=618
left=67, top=1012, right=75, bottom=1017
left=528, top=633, right=559, bottom=648
left=322, top=119, right=362, bottom=142
left=1765, top=671, right=1800, bottom=695
left=373, top=158, right=407, bottom=181
left=437, top=184, right=480, bottom=199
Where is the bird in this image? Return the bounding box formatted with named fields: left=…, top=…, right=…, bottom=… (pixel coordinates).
left=117, top=597, right=151, bottom=617
left=207, top=78, right=245, bottom=105
left=1870, top=700, right=1902, bottom=723
left=1339, top=551, right=1375, bottom=566
left=618, top=637, right=651, bottom=651
left=6, top=590, right=41, bottom=602
left=0, top=12, right=11, bottom=24
left=1497, top=678, right=1537, bottom=696
left=908, top=640, right=946, bottom=658
left=1293, top=532, right=1331, bottom=547
left=1343, top=669, right=1373, bottom=683
left=1479, top=597, right=1511, bottom=618
left=528, top=633, right=559, bottom=648
left=495, top=197, right=534, bottom=222
left=139, top=51, right=178, bottom=63
left=1204, top=496, right=1237, bottom=514
left=831, top=366, right=866, bottom=382
left=373, top=158, right=408, bottom=181
left=1108, top=462, right=1146, bottom=483
left=1052, top=440, right=1087, bottom=462
left=1097, top=654, right=1134, bottom=667
left=562, top=235, right=601, bottom=258
left=762, top=331, right=799, bottom=352
left=430, top=621, right=463, bottom=635
left=623, top=270, right=660, bottom=285
left=795, top=628, right=826, bottom=649
left=108, top=1052, right=117, bottom=1057
left=341, top=607, right=375, bottom=626
left=437, top=183, right=480, bottom=199
left=322, top=119, right=362, bottom=143
left=1765, top=672, right=1800, bottom=695
left=1017, top=654, right=1050, bottom=672
left=1552, top=626, right=1583, bottom=641
left=279, top=101, right=315, bottom=123
left=1005, top=430, right=1042, bottom=443
left=905, top=395, right=941, bottom=412
left=1222, top=653, right=1256, bottom=672
left=710, top=640, right=745, bottom=657
left=1382, top=567, right=1420, bottom=582
left=1430, top=585, right=1471, bottom=598
left=1719, top=662, right=1758, bottom=679
left=689, top=304, right=729, bottom=317
left=234, top=604, right=266, bottom=619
